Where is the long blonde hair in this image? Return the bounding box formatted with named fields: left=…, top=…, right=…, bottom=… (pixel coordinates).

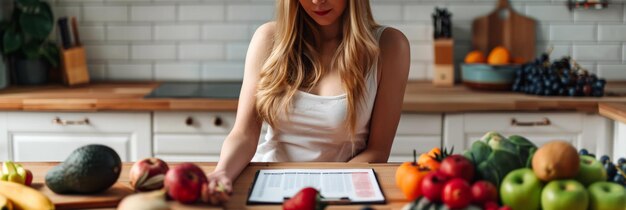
left=256, top=0, right=379, bottom=135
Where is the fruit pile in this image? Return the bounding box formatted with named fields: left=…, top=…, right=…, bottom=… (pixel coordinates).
left=0, top=161, right=33, bottom=186
left=399, top=149, right=513, bottom=210
left=579, top=149, right=626, bottom=187
left=500, top=140, right=626, bottom=210
left=463, top=132, right=537, bottom=187
left=512, top=53, right=606, bottom=97
left=464, top=46, right=524, bottom=65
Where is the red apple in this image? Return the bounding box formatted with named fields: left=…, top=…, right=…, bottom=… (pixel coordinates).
left=499, top=206, right=513, bottom=210
left=471, top=180, right=498, bottom=205
left=24, top=169, right=33, bottom=186
left=420, top=171, right=449, bottom=202
left=440, top=155, right=475, bottom=182
left=164, top=163, right=208, bottom=204
left=484, top=201, right=500, bottom=210
left=442, top=178, right=472, bottom=209
left=129, top=158, right=170, bottom=191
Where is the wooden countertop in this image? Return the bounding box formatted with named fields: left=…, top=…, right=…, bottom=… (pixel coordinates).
left=599, top=103, right=626, bottom=124
left=25, top=162, right=405, bottom=210
left=1, top=81, right=626, bottom=113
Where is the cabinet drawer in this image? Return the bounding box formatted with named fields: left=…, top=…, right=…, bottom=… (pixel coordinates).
left=396, top=114, right=442, bottom=135
left=6, top=112, right=150, bottom=132
left=154, top=134, right=225, bottom=155
left=389, top=135, right=441, bottom=162
left=463, top=113, right=582, bottom=133
left=154, top=112, right=236, bottom=134
left=12, top=133, right=130, bottom=161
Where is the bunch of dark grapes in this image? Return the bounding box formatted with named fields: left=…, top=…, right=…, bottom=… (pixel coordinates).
left=512, top=53, right=606, bottom=97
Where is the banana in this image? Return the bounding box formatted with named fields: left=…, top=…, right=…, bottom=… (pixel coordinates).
left=0, top=193, right=13, bottom=210
left=0, top=181, right=54, bottom=210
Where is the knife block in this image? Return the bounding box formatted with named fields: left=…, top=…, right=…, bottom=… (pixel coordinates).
left=61, top=47, right=90, bottom=86
left=433, top=39, right=455, bottom=87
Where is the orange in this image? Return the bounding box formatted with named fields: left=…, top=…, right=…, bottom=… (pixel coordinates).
left=395, top=162, right=430, bottom=200
left=464, top=51, right=486, bottom=63
left=488, top=46, right=511, bottom=65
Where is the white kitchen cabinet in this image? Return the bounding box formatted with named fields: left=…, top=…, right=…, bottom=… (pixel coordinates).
left=443, top=112, right=613, bottom=156
left=0, top=112, right=151, bottom=161
left=612, top=122, right=626, bottom=159
left=153, top=112, right=238, bottom=162
left=388, top=113, right=443, bottom=162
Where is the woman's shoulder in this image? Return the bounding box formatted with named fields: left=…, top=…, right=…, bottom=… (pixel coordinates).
left=253, top=21, right=277, bottom=39
left=378, top=26, right=409, bottom=50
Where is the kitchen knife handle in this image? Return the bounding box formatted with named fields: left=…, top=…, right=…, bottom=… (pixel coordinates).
left=70, top=16, right=81, bottom=46
left=57, top=17, right=72, bottom=49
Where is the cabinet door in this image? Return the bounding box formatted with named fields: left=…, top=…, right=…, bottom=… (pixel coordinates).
left=0, top=112, right=151, bottom=161
left=444, top=113, right=612, bottom=156
left=153, top=134, right=225, bottom=162
left=12, top=134, right=130, bottom=161
left=388, top=113, right=443, bottom=162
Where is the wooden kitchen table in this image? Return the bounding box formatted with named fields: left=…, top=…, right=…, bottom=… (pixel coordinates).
left=24, top=162, right=408, bottom=210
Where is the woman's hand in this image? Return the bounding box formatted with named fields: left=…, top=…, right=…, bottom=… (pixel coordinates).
left=202, top=170, right=233, bottom=205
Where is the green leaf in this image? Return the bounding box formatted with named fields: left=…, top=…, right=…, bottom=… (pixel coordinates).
left=19, top=2, right=53, bottom=39
left=16, top=0, right=40, bottom=7
left=40, top=42, right=59, bottom=68
left=2, top=29, right=21, bottom=54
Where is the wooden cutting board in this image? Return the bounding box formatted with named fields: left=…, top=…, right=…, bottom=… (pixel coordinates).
left=472, top=0, right=536, bottom=62
left=34, top=182, right=134, bottom=210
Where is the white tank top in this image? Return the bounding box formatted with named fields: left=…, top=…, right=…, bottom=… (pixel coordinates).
left=252, top=26, right=387, bottom=162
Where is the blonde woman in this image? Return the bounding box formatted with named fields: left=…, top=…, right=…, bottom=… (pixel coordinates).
left=205, top=0, right=410, bottom=202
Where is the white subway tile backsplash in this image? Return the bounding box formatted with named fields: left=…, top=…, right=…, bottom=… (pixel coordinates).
left=227, top=5, right=274, bottom=21
left=88, top=64, right=106, bottom=81
left=526, top=5, right=572, bottom=22
left=52, top=1, right=626, bottom=81
left=573, top=45, right=622, bottom=61
left=155, top=63, right=201, bottom=81
left=108, top=63, right=153, bottom=81
left=447, top=5, right=494, bottom=20
left=574, top=5, right=623, bottom=22
left=201, top=62, right=245, bottom=81
left=598, top=64, right=626, bottom=80
left=404, top=5, right=437, bottom=21
left=372, top=5, right=403, bottom=21
left=83, top=6, right=127, bottom=22
left=202, top=24, right=250, bottom=41
left=79, top=26, right=106, bottom=41
left=179, top=5, right=225, bottom=21
left=226, top=43, right=249, bottom=61
left=84, top=45, right=129, bottom=60
left=179, top=44, right=224, bottom=60
left=107, top=25, right=152, bottom=41
left=154, top=25, right=200, bottom=40
left=393, top=24, right=433, bottom=41
left=132, top=45, right=176, bottom=60
left=550, top=25, right=595, bottom=41
left=409, top=62, right=427, bottom=80
left=131, top=6, right=176, bottom=22
left=598, top=25, right=626, bottom=41
left=410, top=44, right=434, bottom=62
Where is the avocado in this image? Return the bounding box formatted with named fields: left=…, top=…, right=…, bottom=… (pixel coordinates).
left=45, top=144, right=122, bottom=194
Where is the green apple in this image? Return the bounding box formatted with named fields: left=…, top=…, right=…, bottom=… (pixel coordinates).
left=588, top=182, right=626, bottom=210
left=576, top=155, right=608, bottom=186
left=500, top=168, right=543, bottom=210
left=1, top=161, right=16, bottom=175
left=541, top=180, right=589, bottom=210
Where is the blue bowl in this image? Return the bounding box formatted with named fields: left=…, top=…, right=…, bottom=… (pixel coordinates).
left=461, top=64, right=519, bottom=91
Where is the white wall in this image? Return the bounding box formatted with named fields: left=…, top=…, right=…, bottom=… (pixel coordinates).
left=48, top=0, right=626, bottom=81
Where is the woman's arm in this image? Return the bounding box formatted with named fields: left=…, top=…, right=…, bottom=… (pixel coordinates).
left=349, top=27, right=410, bottom=163
left=212, top=22, right=275, bottom=181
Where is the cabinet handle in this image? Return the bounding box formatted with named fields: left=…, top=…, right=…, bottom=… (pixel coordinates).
left=52, top=117, right=90, bottom=126
left=511, top=118, right=551, bottom=127
left=214, top=116, right=223, bottom=126
left=185, top=117, right=194, bottom=126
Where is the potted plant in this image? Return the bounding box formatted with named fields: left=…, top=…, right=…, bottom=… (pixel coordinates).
left=0, top=0, right=59, bottom=85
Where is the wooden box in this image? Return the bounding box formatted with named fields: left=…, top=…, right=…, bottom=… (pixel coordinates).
left=61, top=47, right=90, bottom=86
